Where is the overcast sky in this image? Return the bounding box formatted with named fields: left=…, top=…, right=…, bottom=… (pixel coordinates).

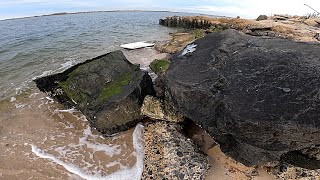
left=0, top=0, right=319, bottom=20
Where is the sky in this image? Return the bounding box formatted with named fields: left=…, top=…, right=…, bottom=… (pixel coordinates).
left=0, top=0, right=319, bottom=20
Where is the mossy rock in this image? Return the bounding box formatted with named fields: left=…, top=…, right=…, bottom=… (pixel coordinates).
left=191, top=29, right=206, bottom=39
left=97, top=65, right=139, bottom=102
left=35, top=50, right=155, bottom=135
left=206, top=25, right=229, bottom=33
left=150, top=59, right=170, bottom=75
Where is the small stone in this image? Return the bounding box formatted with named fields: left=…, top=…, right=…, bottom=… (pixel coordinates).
left=301, top=171, right=307, bottom=177
left=179, top=173, right=185, bottom=179
left=280, top=164, right=288, bottom=172
left=177, top=151, right=183, bottom=157
left=282, top=88, right=291, bottom=93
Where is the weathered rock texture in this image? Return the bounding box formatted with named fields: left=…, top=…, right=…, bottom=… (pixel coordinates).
left=35, top=50, right=155, bottom=135
left=142, top=121, right=210, bottom=179
left=165, top=29, right=320, bottom=166
left=141, top=95, right=184, bottom=123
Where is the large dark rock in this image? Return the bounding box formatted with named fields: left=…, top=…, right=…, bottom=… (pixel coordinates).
left=165, top=29, right=320, bottom=166
left=256, top=15, right=268, bottom=21
left=35, top=50, right=155, bottom=135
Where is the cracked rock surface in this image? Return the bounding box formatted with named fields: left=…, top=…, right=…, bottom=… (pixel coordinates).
left=165, top=29, right=320, bottom=166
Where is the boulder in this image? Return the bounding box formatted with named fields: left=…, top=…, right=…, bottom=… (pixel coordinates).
left=165, top=29, right=320, bottom=166
left=304, top=18, right=320, bottom=27
left=256, top=15, right=268, bottom=21
left=35, top=50, right=155, bottom=135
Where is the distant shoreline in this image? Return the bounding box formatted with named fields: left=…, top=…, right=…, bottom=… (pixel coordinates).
left=0, top=10, right=218, bottom=22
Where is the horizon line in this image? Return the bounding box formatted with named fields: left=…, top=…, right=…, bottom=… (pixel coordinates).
left=0, top=10, right=223, bottom=22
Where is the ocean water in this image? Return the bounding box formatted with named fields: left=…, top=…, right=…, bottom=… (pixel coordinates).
left=0, top=11, right=192, bottom=179
left=0, top=11, right=192, bottom=101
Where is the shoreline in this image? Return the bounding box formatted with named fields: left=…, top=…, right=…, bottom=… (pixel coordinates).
left=0, top=11, right=318, bottom=180
left=0, top=10, right=228, bottom=22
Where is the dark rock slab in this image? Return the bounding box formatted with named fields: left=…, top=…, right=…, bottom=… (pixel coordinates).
left=35, top=50, right=155, bottom=135
left=256, top=15, right=268, bottom=21
left=165, top=29, right=320, bottom=166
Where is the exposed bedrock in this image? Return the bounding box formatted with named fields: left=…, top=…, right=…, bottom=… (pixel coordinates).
left=165, top=29, right=320, bottom=166
left=35, top=50, right=155, bottom=135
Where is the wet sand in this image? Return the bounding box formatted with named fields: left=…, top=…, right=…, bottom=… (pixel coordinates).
left=0, top=48, right=166, bottom=179
left=0, top=88, right=142, bottom=179
left=206, top=146, right=276, bottom=180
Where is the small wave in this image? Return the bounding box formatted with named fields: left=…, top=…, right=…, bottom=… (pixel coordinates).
left=59, top=59, right=77, bottom=71
left=32, top=145, right=107, bottom=180
left=31, top=70, right=53, bottom=80
left=32, top=59, right=78, bottom=80
left=31, top=123, right=145, bottom=180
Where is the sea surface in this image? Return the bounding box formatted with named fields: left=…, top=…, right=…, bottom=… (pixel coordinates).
left=0, top=11, right=194, bottom=101
left=0, top=11, right=193, bottom=179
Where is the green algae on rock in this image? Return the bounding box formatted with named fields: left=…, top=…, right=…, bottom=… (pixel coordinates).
left=34, top=50, right=155, bottom=135
left=96, top=65, right=139, bottom=102
left=149, top=59, right=170, bottom=75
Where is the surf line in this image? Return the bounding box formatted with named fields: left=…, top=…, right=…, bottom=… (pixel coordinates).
left=31, top=123, right=145, bottom=180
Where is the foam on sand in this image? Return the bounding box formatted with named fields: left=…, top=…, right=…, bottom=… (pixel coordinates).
left=31, top=123, right=145, bottom=180
left=79, top=126, right=122, bottom=156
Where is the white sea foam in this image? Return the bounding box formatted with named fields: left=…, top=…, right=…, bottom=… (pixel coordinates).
left=59, top=59, right=77, bottom=70
left=10, top=97, right=16, bottom=102
left=79, top=126, right=121, bottom=157
left=180, top=43, right=197, bottom=57
left=15, top=103, right=27, bottom=109
left=140, top=66, right=158, bottom=82
left=31, top=123, right=145, bottom=180
left=29, top=93, right=39, bottom=98
left=32, top=70, right=53, bottom=80
left=54, top=108, right=78, bottom=113
left=32, top=59, right=77, bottom=80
